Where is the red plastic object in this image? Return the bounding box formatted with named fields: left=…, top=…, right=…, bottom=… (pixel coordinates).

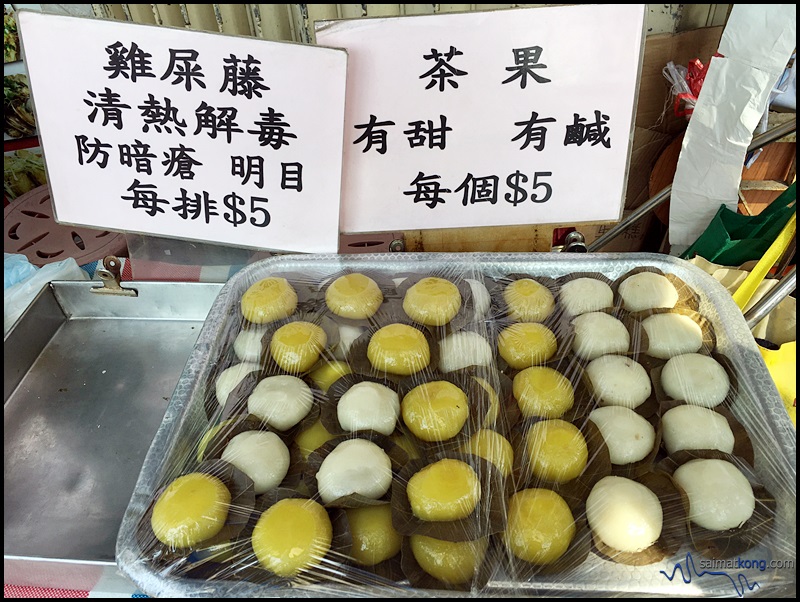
left=4, top=185, right=127, bottom=267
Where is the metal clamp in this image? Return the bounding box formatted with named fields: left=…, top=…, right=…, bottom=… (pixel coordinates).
left=91, top=255, right=138, bottom=297
left=562, top=231, right=588, bottom=253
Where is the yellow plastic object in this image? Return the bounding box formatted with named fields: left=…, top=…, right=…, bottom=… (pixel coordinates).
left=151, top=473, right=231, bottom=549
left=410, top=535, right=489, bottom=585
left=345, top=504, right=402, bottom=566
left=251, top=498, right=332, bottom=577
left=732, top=213, right=796, bottom=310
left=758, top=341, right=796, bottom=426
left=407, top=458, right=481, bottom=521
left=504, top=488, right=576, bottom=564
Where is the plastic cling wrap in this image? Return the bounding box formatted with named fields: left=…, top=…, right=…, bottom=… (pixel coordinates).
left=116, top=253, right=796, bottom=597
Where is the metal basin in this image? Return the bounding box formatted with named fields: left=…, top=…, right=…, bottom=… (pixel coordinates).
left=4, top=280, right=221, bottom=590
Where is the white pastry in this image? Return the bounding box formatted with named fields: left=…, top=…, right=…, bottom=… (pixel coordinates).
left=642, top=313, right=703, bottom=360
left=661, top=405, right=735, bottom=455
left=216, top=362, right=260, bottom=406
left=673, top=459, right=755, bottom=531
left=661, top=353, right=729, bottom=408
left=248, top=375, right=313, bottom=430
left=465, top=278, right=491, bottom=318
left=585, top=355, right=652, bottom=409
left=333, top=323, right=366, bottom=361
left=560, top=278, right=613, bottom=316
left=221, top=431, right=290, bottom=494
left=571, top=312, right=630, bottom=360
left=316, top=439, right=393, bottom=504
left=233, top=328, right=267, bottom=363
left=438, top=330, right=494, bottom=372
left=586, top=476, right=663, bottom=553
left=337, top=381, right=400, bottom=436
left=588, top=406, right=655, bottom=465
left=619, top=272, right=679, bottom=312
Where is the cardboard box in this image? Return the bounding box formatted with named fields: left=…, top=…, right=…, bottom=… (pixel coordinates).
left=580, top=210, right=655, bottom=253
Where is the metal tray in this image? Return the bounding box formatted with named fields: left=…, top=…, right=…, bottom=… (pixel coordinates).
left=116, top=253, right=796, bottom=597
left=4, top=280, right=222, bottom=590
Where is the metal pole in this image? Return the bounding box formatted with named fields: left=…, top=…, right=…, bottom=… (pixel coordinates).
left=743, top=266, right=796, bottom=330
left=587, top=118, right=797, bottom=252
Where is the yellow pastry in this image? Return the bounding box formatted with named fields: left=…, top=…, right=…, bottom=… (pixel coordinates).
left=513, top=366, right=574, bottom=419
left=295, top=419, right=336, bottom=460
left=308, top=360, right=352, bottom=393
left=269, top=321, right=327, bottom=373
left=391, top=432, right=422, bottom=460
left=151, top=473, right=231, bottom=549
left=461, top=429, right=514, bottom=477
left=497, top=323, right=557, bottom=369
left=503, top=278, right=555, bottom=322
left=367, top=324, right=430, bottom=376
left=410, top=535, right=489, bottom=585
left=473, top=376, right=501, bottom=426
left=524, top=419, right=588, bottom=483
left=504, top=488, right=575, bottom=564
left=325, top=273, right=383, bottom=319
left=402, top=381, right=469, bottom=442
left=251, top=498, right=332, bottom=577
left=345, top=504, right=402, bottom=566
left=196, top=418, right=236, bottom=462
left=407, top=458, right=481, bottom=521
left=403, top=277, right=462, bottom=326
left=241, top=277, right=298, bottom=324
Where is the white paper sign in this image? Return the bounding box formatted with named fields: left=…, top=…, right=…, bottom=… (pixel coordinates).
left=18, top=11, right=347, bottom=253
left=316, top=4, right=645, bottom=234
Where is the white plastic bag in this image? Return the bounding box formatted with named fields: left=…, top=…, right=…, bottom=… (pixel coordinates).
left=4, top=256, right=89, bottom=335
left=4, top=253, right=39, bottom=289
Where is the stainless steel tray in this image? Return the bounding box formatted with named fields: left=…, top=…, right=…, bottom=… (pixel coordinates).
left=116, top=253, right=796, bottom=597
left=4, top=280, right=222, bottom=590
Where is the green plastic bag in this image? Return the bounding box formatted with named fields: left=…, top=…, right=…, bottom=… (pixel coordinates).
left=680, top=182, right=796, bottom=265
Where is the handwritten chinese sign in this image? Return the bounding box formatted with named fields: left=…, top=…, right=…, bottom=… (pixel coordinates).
left=316, top=4, right=645, bottom=234
left=18, top=11, right=347, bottom=253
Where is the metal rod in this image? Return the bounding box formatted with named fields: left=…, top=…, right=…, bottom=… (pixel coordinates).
left=587, top=118, right=797, bottom=252
left=744, top=266, right=796, bottom=330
